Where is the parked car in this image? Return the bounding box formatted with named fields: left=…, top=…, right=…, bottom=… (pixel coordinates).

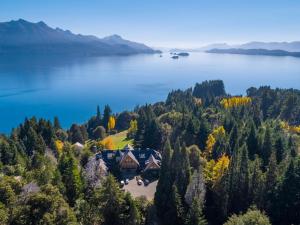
left=120, top=180, right=125, bottom=187
left=144, top=179, right=150, bottom=185
left=137, top=179, right=143, bottom=185
left=125, top=179, right=129, bottom=185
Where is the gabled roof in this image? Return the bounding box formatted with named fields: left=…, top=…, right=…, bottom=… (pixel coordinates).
left=144, top=154, right=160, bottom=171
left=120, top=150, right=140, bottom=166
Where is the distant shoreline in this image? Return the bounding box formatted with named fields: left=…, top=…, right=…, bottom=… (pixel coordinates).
left=206, top=48, right=300, bottom=58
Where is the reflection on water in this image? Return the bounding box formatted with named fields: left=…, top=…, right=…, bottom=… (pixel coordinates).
left=0, top=53, right=299, bottom=133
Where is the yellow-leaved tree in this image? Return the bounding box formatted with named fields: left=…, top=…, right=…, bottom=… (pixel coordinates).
left=204, top=154, right=230, bottom=185
left=107, top=116, right=116, bottom=131
left=55, top=140, right=64, bottom=155
left=205, top=126, right=226, bottom=158
left=220, top=96, right=252, bottom=109
left=212, top=154, right=230, bottom=182
left=280, top=121, right=300, bottom=134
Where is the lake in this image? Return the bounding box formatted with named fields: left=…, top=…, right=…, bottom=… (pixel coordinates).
left=0, top=52, right=299, bottom=133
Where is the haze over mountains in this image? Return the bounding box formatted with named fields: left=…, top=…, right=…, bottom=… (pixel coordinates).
left=171, top=41, right=300, bottom=52
left=0, top=19, right=159, bottom=55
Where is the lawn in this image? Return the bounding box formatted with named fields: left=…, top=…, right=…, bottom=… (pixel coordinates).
left=106, top=130, right=134, bottom=150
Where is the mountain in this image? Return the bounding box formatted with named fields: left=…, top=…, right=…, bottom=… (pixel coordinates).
left=207, top=48, right=300, bottom=57
left=192, top=41, right=300, bottom=52
left=238, top=41, right=300, bottom=52
left=0, top=19, right=159, bottom=55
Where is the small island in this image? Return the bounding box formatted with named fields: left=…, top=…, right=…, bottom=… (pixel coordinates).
left=177, top=52, right=189, bottom=56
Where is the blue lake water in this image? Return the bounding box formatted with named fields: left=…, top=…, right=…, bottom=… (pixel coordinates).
left=0, top=52, right=299, bottom=133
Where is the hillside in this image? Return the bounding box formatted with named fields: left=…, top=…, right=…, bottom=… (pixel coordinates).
left=0, top=19, right=160, bottom=55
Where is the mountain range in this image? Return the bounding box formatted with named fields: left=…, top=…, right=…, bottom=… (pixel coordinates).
left=171, top=41, right=300, bottom=53
left=0, top=19, right=159, bottom=55
left=207, top=48, right=300, bottom=57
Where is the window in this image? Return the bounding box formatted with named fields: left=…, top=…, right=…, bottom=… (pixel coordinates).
left=107, top=153, right=113, bottom=159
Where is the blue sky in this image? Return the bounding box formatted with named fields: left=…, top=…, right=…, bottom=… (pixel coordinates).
left=1, top=0, right=300, bottom=47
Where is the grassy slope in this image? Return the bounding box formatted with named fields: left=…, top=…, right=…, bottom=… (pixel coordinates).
left=105, top=130, right=134, bottom=150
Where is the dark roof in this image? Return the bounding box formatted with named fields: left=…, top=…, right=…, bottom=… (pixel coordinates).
left=96, top=148, right=161, bottom=169
left=144, top=154, right=161, bottom=171
left=119, top=150, right=140, bottom=166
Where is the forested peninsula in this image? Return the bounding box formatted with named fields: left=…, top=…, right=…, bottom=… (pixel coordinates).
left=0, top=80, right=299, bottom=225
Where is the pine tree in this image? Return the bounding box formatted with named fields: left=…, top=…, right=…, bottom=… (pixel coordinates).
left=264, top=152, right=278, bottom=218
left=103, top=105, right=112, bottom=130
left=166, top=185, right=184, bottom=225
left=276, top=159, right=300, bottom=225
left=228, top=145, right=250, bottom=214
left=247, top=120, right=258, bottom=160
left=261, top=126, right=273, bottom=167
left=54, top=116, right=61, bottom=130
left=197, top=119, right=210, bottom=150
left=175, top=143, right=191, bottom=198
left=155, top=139, right=173, bottom=219
left=185, top=199, right=207, bottom=225
left=274, top=136, right=285, bottom=163
left=229, top=124, right=238, bottom=152
left=59, top=145, right=83, bottom=206
left=248, top=157, right=264, bottom=209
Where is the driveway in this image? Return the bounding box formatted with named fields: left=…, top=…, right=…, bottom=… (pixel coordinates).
left=122, top=177, right=158, bottom=200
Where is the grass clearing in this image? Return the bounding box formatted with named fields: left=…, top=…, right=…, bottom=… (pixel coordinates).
left=105, top=130, right=134, bottom=150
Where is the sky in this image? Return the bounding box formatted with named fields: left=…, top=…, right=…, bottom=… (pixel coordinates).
left=1, top=0, right=300, bottom=48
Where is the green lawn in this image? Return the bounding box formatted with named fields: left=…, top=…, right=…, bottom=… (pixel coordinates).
left=106, top=130, right=134, bottom=150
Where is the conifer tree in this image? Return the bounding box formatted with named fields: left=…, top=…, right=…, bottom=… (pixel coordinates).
left=155, top=139, right=173, bottom=218
left=276, top=159, right=300, bottom=225
left=274, top=136, right=285, bottom=163
left=261, top=126, right=273, bottom=167
left=197, top=119, right=210, bottom=150
left=247, top=120, right=258, bottom=160
left=185, top=199, right=207, bottom=225
left=264, top=152, right=278, bottom=218
left=167, top=185, right=184, bottom=225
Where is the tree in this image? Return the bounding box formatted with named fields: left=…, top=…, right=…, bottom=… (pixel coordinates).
left=11, top=184, right=77, bottom=225
left=123, top=192, right=141, bottom=225
left=0, top=203, right=8, bottom=225
left=188, top=145, right=202, bottom=171
left=92, top=126, right=106, bottom=140
left=185, top=199, right=207, bottom=225
left=261, top=126, right=273, bottom=167
left=247, top=121, right=258, bottom=160
left=274, top=136, right=285, bottom=163
left=197, top=119, right=210, bottom=150
left=263, top=153, right=278, bottom=219
left=227, top=145, right=250, bottom=214
left=107, top=116, right=116, bottom=131
left=99, top=137, right=115, bottom=150
left=69, top=124, right=85, bottom=144
left=94, top=175, right=125, bottom=225
left=155, top=139, right=173, bottom=220
left=276, top=159, right=300, bottom=225
left=166, top=185, right=184, bottom=225
left=185, top=166, right=206, bottom=207
left=53, top=116, right=61, bottom=130
left=248, top=157, right=264, bottom=209
left=224, top=207, right=271, bottom=225
left=58, top=145, right=83, bottom=206
left=103, top=105, right=112, bottom=130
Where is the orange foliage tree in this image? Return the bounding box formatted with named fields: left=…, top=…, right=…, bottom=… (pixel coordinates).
left=99, top=137, right=115, bottom=150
